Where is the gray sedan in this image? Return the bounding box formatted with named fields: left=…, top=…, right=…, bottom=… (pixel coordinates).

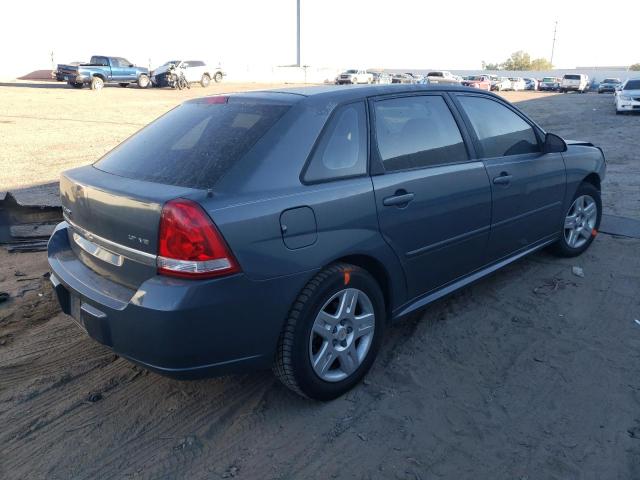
left=48, top=85, right=606, bottom=400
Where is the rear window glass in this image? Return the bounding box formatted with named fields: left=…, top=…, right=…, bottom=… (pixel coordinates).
left=624, top=80, right=640, bottom=90
left=564, top=75, right=581, bottom=80
left=95, top=98, right=290, bottom=189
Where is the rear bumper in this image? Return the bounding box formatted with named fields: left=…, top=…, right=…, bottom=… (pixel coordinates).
left=48, top=222, right=312, bottom=378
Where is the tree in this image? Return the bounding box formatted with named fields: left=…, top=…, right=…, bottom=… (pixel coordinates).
left=630, top=63, right=640, bottom=71
left=482, top=61, right=500, bottom=71
left=502, top=51, right=531, bottom=71
left=530, top=58, right=553, bottom=70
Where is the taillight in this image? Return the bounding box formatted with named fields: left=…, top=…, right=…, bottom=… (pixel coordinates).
left=157, top=198, right=240, bottom=279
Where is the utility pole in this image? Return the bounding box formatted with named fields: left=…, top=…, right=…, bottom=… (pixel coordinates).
left=296, top=0, right=301, bottom=67
left=550, top=20, right=558, bottom=67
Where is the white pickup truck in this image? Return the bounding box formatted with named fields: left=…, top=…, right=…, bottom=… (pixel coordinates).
left=335, top=69, right=374, bottom=85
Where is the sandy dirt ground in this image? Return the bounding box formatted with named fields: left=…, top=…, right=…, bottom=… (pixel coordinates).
left=1, top=83, right=639, bottom=479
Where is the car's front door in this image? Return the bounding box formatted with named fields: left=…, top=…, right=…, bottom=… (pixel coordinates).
left=370, top=93, right=492, bottom=300
left=453, top=94, right=566, bottom=262
left=111, top=58, right=136, bottom=82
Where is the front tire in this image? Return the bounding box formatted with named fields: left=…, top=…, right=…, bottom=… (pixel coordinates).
left=213, top=72, right=223, bottom=83
left=200, top=73, right=211, bottom=87
left=551, top=182, right=601, bottom=257
left=137, top=74, right=150, bottom=89
left=273, top=263, right=386, bottom=400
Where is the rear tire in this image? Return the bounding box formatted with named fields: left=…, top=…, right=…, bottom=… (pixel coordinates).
left=200, top=74, right=211, bottom=87
left=90, top=76, right=104, bottom=91
left=213, top=72, right=223, bottom=83
left=550, top=182, right=601, bottom=257
left=273, top=263, right=386, bottom=400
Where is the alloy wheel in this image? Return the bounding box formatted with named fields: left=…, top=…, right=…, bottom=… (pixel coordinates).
left=564, top=195, right=597, bottom=248
left=309, top=288, right=375, bottom=382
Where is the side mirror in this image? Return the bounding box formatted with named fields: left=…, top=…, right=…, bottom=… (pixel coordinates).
left=544, top=133, right=567, bottom=153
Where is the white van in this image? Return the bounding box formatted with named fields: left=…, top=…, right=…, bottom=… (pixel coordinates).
left=560, top=74, right=590, bottom=93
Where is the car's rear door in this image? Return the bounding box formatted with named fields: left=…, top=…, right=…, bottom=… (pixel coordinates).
left=370, top=93, right=492, bottom=300
left=452, top=93, right=566, bottom=262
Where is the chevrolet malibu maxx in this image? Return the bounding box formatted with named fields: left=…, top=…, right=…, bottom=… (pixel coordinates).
left=48, top=85, right=606, bottom=400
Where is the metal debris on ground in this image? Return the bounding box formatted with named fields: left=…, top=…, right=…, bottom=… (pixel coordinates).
left=0, top=182, right=62, bottom=252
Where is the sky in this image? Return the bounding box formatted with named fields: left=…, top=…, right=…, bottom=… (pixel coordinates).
left=2, top=0, right=639, bottom=77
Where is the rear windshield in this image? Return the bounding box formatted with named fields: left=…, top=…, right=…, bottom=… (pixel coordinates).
left=624, top=80, right=640, bottom=90
left=564, top=75, right=581, bottom=80
left=427, top=72, right=443, bottom=77
left=542, top=77, right=556, bottom=82
left=94, top=98, right=290, bottom=189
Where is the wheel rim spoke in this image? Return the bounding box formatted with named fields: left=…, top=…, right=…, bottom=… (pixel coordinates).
left=339, top=344, right=358, bottom=375
left=565, top=215, right=578, bottom=229
left=313, top=343, right=334, bottom=376
left=353, top=313, right=375, bottom=339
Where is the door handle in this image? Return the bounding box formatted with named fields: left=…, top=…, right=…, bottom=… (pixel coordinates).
left=493, top=173, right=512, bottom=185
left=383, top=191, right=415, bottom=207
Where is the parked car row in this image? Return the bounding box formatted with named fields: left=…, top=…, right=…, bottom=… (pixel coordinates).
left=53, top=55, right=225, bottom=90
left=333, top=70, right=599, bottom=95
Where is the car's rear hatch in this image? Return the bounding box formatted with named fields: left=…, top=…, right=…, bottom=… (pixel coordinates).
left=59, top=94, right=295, bottom=289
left=61, top=168, right=201, bottom=290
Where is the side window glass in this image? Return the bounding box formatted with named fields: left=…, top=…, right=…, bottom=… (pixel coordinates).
left=374, top=95, right=468, bottom=172
left=457, top=96, right=540, bottom=158
left=303, top=102, right=367, bottom=183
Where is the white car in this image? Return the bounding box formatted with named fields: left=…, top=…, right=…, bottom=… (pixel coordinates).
left=151, top=60, right=224, bottom=88
left=508, top=77, right=526, bottom=91
left=335, top=69, right=374, bottom=85
left=560, top=73, right=589, bottom=93
left=491, top=77, right=512, bottom=91
left=615, top=78, right=640, bottom=114
left=425, top=71, right=460, bottom=85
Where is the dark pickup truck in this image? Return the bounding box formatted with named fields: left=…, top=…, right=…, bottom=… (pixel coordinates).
left=55, top=56, right=150, bottom=90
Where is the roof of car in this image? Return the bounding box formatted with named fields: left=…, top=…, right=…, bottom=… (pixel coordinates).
left=190, top=84, right=502, bottom=108
left=260, top=84, right=497, bottom=100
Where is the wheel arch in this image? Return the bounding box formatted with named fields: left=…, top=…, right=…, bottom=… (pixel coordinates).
left=582, top=172, right=601, bottom=191
left=327, top=254, right=395, bottom=321
left=92, top=73, right=106, bottom=81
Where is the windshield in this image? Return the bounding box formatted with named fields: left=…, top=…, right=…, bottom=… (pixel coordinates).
left=163, top=60, right=181, bottom=66
left=467, top=76, right=484, bottom=81
left=624, top=80, right=640, bottom=90
left=542, top=77, right=556, bottom=82
left=603, top=78, right=620, bottom=83
left=564, top=75, right=581, bottom=80
left=345, top=70, right=358, bottom=74
left=427, top=72, right=443, bottom=77
left=95, top=98, right=291, bottom=189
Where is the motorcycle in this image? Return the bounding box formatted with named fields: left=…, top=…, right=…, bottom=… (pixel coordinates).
left=166, top=64, right=190, bottom=90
